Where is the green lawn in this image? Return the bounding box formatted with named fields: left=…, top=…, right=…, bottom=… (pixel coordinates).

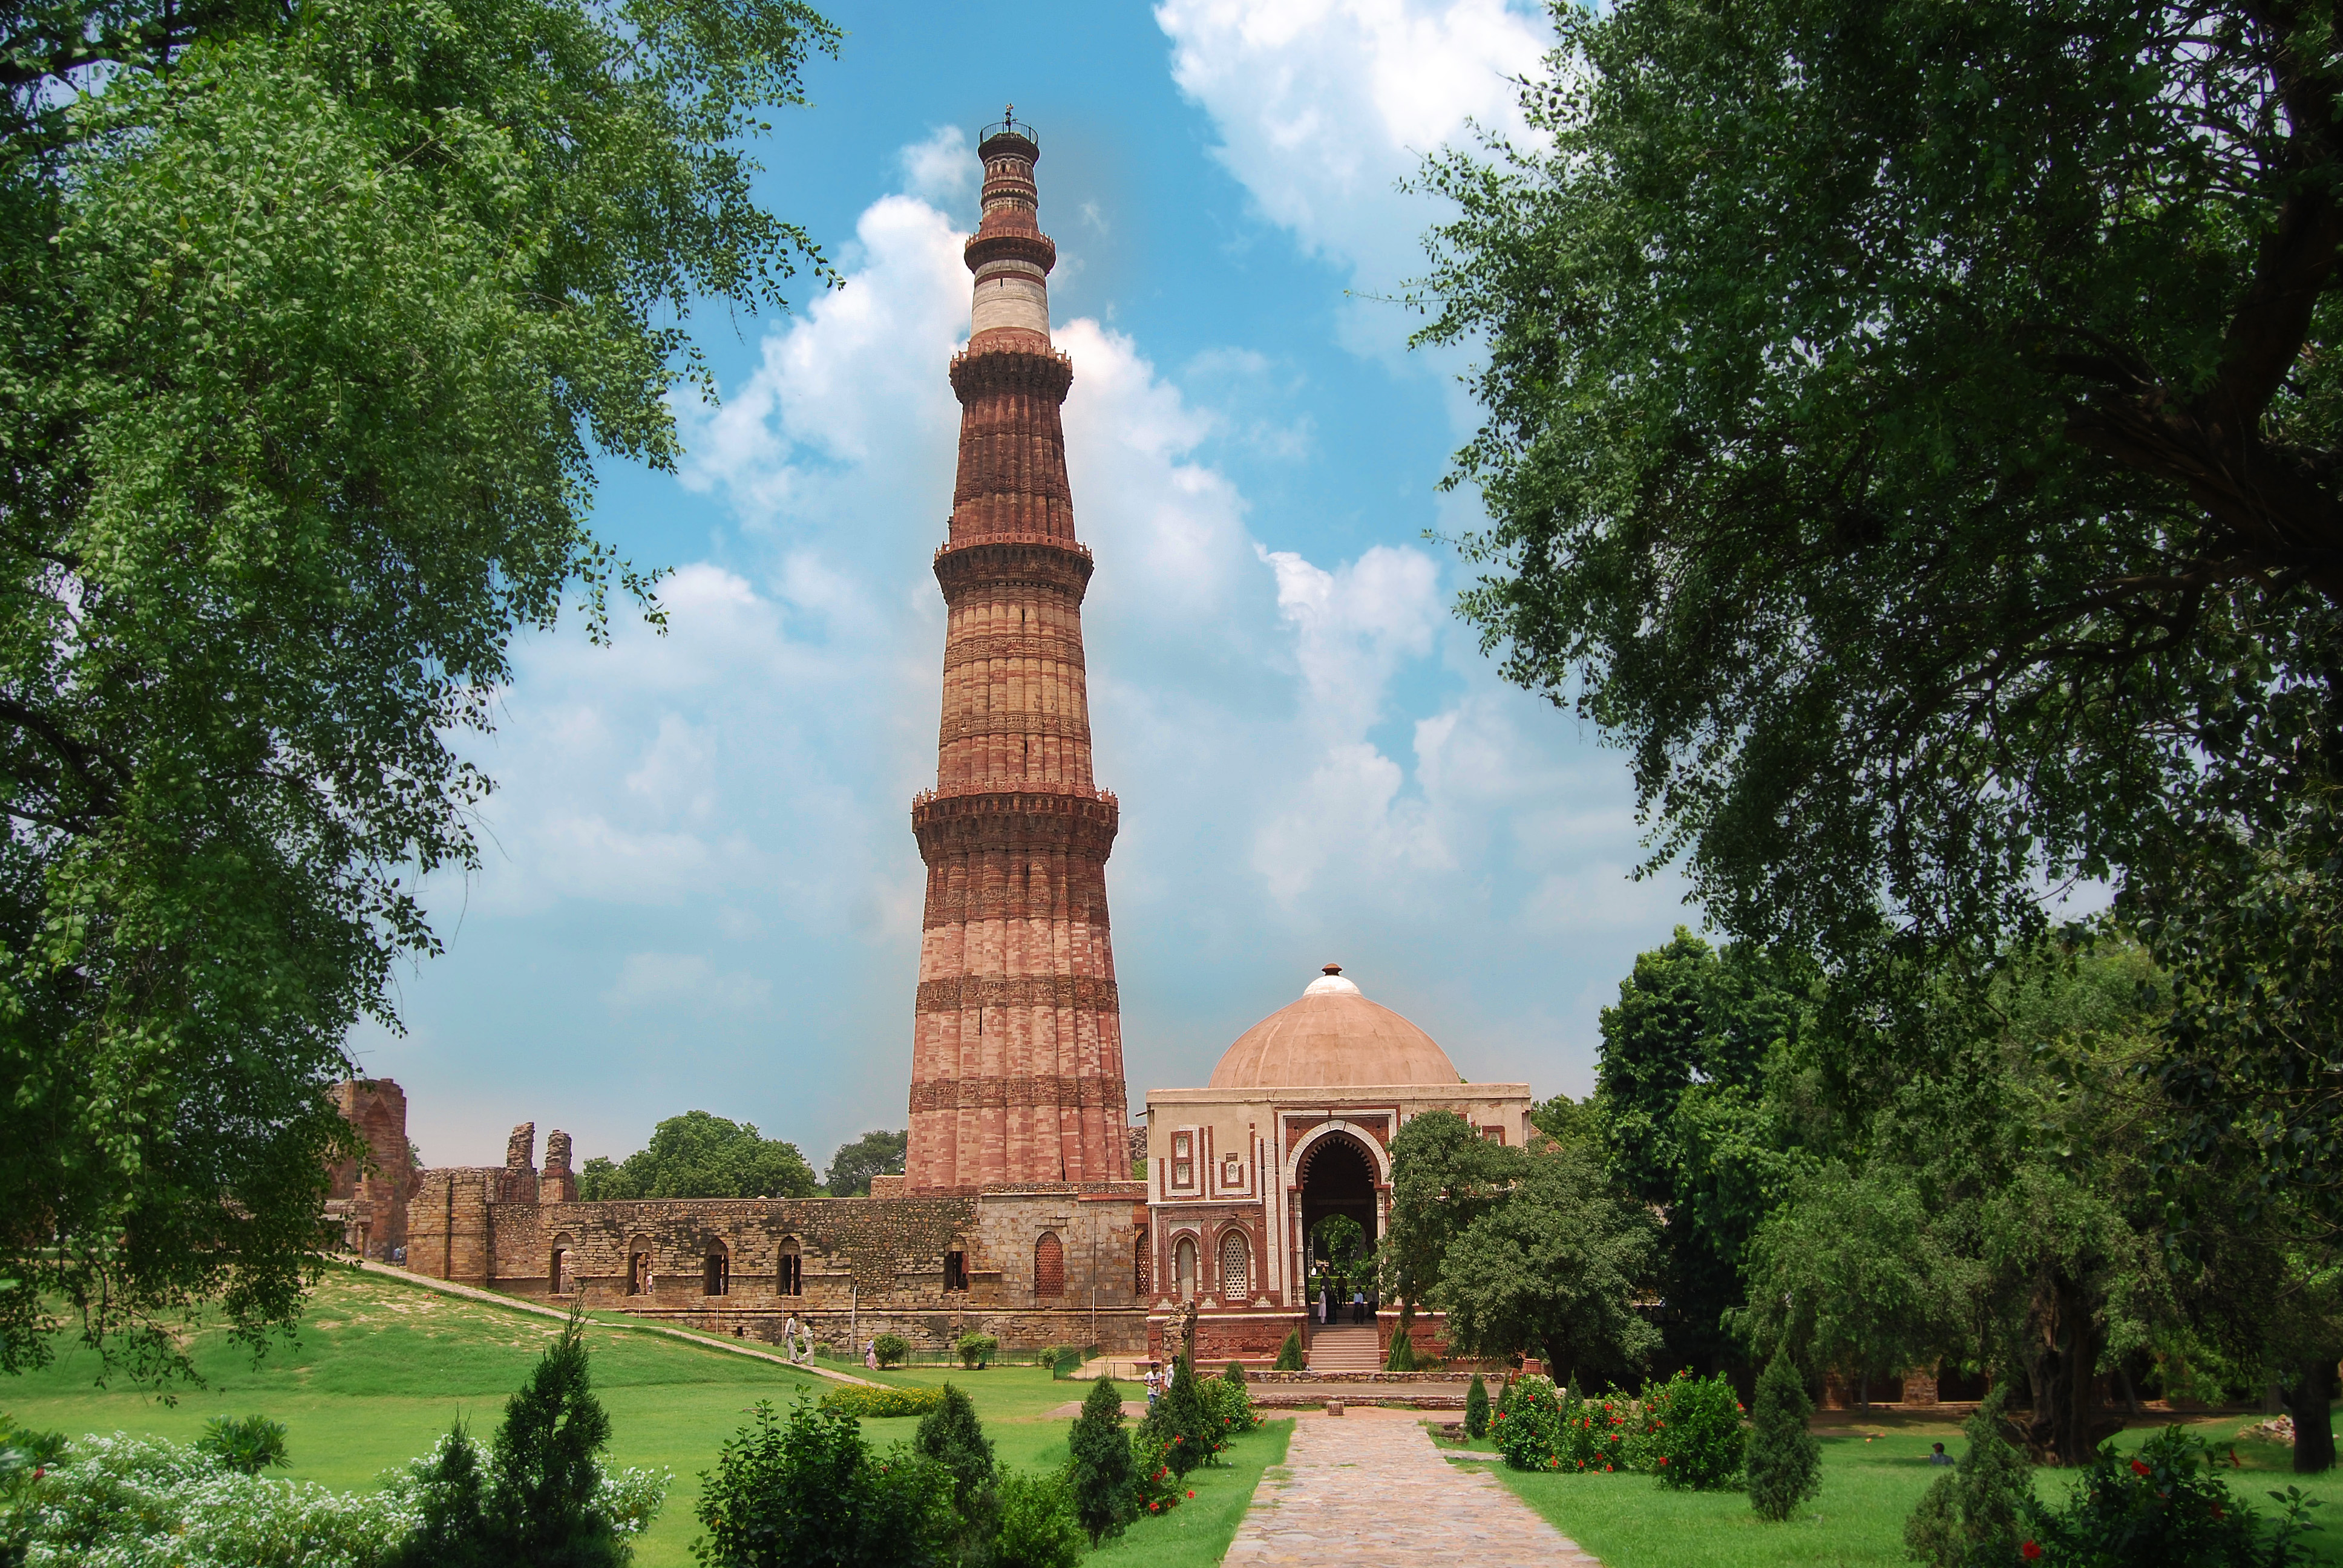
left=0, top=1264, right=1284, bottom=1567
left=1434, top=1413, right=2343, bottom=1568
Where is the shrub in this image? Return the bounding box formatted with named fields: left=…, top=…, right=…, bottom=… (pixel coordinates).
left=823, top=1385, right=946, bottom=1420
left=916, top=1384, right=998, bottom=1564
left=1130, top=1431, right=1185, bottom=1519
left=1064, top=1377, right=1135, bottom=1544
left=873, top=1334, right=911, bottom=1369
left=1137, top=1359, right=1221, bottom=1476
left=1225, top=1360, right=1247, bottom=1384
left=1273, top=1330, right=1303, bottom=1371
left=20, top=1431, right=417, bottom=1568
left=955, top=1333, right=998, bottom=1370
left=1493, top=1374, right=1561, bottom=1471
left=378, top=1314, right=666, bottom=1568
left=693, top=1397, right=954, bottom=1568
left=1465, top=1374, right=1490, bottom=1440
left=992, top=1469, right=1084, bottom=1568
left=1904, top=1385, right=2031, bottom=1566
left=1384, top=1331, right=1419, bottom=1371
left=1557, top=1386, right=1638, bottom=1473
left=1639, top=1370, right=1744, bottom=1491
left=2024, top=1424, right=2321, bottom=1567
left=195, top=1414, right=289, bottom=1475
left=1204, top=1373, right=1257, bottom=1437
left=1746, top=1348, right=1820, bottom=1521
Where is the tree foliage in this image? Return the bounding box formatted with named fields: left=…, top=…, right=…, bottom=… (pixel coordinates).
left=0, top=0, right=838, bottom=1380
left=1064, top=1376, right=1135, bottom=1544
left=1744, top=1348, right=1819, bottom=1523
left=1904, top=1388, right=2034, bottom=1568
left=826, top=1130, right=909, bottom=1197
left=578, top=1112, right=818, bottom=1201
left=692, top=1398, right=953, bottom=1568
left=1425, top=1138, right=1662, bottom=1385
left=1417, top=0, right=2343, bottom=1220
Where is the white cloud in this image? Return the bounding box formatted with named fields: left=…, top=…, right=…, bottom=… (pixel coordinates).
left=1156, top=0, right=1549, bottom=307
left=898, top=125, right=978, bottom=208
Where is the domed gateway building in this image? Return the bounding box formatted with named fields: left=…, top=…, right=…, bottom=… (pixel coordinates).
left=1142, top=965, right=1532, bottom=1367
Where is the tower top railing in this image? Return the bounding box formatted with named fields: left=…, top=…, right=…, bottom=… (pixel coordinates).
left=979, top=106, right=1038, bottom=155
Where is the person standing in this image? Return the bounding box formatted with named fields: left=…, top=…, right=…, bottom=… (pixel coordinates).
left=864, top=1338, right=878, bottom=1371
left=1351, top=1288, right=1366, bottom=1325
left=1145, top=1363, right=1162, bottom=1406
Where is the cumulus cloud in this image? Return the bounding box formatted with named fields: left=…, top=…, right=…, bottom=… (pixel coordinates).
left=1156, top=0, right=1549, bottom=300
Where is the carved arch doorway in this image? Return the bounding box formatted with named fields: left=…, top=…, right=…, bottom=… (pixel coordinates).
left=1298, top=1130, right=1379, bottom=1287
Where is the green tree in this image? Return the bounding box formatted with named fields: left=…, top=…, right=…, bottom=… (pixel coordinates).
left=1415, top=0, right=2343, bottom=1224
left=913, top=1384, right=996, bottom=1566
left=1744, top=1348, right=1819, bottom=1522
left=1464, top=1373, right=1490, bottom=1440
left=0, top=0, right=837, bottom=1381
left=493, top=1309, right=621, bottom=1567
left=578, top=1112, right=818, bottom=1201
left=1737, top=1163, right=1949, bottom=1408
left=1429, top=1140, right=1662, bottom=1386
left=1378, top=1109, right=1515, bottom=1337
left=1063, top=1376, right=1135, bottom=1544
left=825, top=1130, right=909, bottom=1197
left=1596, top=930, right=1803, bottom=1372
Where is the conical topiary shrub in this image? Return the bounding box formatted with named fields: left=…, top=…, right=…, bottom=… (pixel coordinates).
left=1273, top=1330, right=1303, bottom=1371
left=1465, top=1373, right=1490, bottom=1440
left=1904, top=1385, right=2031, bottom=1566
left=1746, top=1348, right=1821, bottom=1521
left=1064, top=1376, right=1135, bottom=1544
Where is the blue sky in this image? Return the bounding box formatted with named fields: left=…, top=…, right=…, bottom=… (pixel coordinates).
left=355, top=0, right=1701, bottom=1174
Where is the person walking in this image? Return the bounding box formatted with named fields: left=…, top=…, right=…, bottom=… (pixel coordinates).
left=863, top=1338, right=878, bottom=1371
left=1145, top=1363, right=1162, bottom=1406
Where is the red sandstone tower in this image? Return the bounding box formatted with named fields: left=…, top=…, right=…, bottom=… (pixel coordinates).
left=905, top=110, right=1129, bottom=1192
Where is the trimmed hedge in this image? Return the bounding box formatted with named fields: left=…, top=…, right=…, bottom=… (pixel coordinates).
left=819, top=1384, right=946, bottom=1419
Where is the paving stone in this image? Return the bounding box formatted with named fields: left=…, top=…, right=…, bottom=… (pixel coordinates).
left=1223, top=1409, right=1602, bottom=1566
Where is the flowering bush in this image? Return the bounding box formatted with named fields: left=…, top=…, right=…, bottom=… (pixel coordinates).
left=2023, top=1425, right=2322, bottom=1567
left=1556, top=1390, right=1638, bottom=1473
left=1637, top=1371, right=1745, bottom=1491
left=5, top=1428, right=669, bottom=1568
left=1204, top=1371, right=1257, bottom=1437
left=1130, top=1433, right=1185, bottom=1518
left=1493, top=1375, right=1561, bottom=1471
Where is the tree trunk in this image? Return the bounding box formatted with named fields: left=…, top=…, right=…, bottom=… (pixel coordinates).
left=2021, top=1275, right=2104, bottom=1466
left=2282, top=1358, right=2337, bottom=1475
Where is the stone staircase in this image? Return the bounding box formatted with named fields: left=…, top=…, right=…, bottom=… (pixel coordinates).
left=1306, top=1324, right=1381, bottom=1373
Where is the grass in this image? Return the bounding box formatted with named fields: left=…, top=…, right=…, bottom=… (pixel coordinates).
left=1433, top=1411, right=2343, bottom=1568
left=0, top=1264, right=1281, bottom=1567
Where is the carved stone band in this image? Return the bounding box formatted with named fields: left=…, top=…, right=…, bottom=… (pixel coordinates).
left=910, top=1074, right=1130, bottom=1111
left=914, top=974, right=1121, bottom=1013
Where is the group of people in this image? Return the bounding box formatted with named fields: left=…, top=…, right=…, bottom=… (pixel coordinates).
left=1312, top=1284, right=1373, bottom=1324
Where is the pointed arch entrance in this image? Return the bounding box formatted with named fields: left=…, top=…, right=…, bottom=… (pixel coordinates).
left=1297, top=1129, right=1379, bottom=1263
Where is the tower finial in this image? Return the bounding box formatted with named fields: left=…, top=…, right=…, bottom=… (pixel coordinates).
left=1004, top=102, right=1014, bottom=126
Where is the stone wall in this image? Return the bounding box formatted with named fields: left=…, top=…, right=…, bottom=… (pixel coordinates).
left=324, top=1079, right=411, bottom=1259
left=403, top=1174, right=1152, bottom=1354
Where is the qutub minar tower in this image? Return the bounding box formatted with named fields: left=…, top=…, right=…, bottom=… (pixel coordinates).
left=904, top=109, right=1131, bottom=1192
left=376, top=108, right=1546, bottom=1391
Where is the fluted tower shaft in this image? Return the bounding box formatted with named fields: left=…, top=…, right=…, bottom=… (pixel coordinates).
left=905, top=114, right=1129, bottom=1192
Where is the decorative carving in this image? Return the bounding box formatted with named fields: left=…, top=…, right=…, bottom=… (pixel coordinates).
left=914, top=975, right=1120, bottom=1013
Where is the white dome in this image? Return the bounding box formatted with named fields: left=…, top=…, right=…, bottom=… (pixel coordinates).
left=1208, top=965, right=1460, bottom=1089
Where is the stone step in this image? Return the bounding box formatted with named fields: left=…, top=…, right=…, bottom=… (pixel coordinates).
left=1307, top=1327, right=1381, bottom=1371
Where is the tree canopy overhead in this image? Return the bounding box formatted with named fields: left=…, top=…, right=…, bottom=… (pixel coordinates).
left=1419, top=0, right=2343, bottom=944
left=0, top=0, right=836, bottom=1380
left=1417, top=0, right=2343, bottom=1217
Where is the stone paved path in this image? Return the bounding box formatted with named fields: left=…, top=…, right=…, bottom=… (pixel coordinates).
left=1223, top=1409, right=1602, bottom=1566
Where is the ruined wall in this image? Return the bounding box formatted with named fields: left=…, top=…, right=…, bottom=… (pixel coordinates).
left=324, top=1079, right=411, bottom=1259
left=404, top=1177, right=1151, bottom=1352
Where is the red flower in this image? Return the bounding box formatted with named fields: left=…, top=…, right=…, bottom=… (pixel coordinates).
left=1150, top=1502, right=1161, bottom=1513
left=2020, top=1542, right=2042, bottom=1561
left=1186, top=1491, right=1195, bottom=1499
left=2131, top=1459, right=2151, bottom=1477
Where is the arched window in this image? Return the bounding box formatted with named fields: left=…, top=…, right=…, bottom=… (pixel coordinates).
left=1133, top=1233, right=1150, bottom=1295
left=1174, top=1235, right=1198, bottom=1303
left=627, top=1238, right=654, bottom=1296
left=777, top=1240, right=803, bottom=1297
left=703, top=1243, right=730, bottom=1297
left=1034, top=1232, right=1064, bottom=1298
left=1219, top=1230, right=1250, bottom=1301
left=549, top=1233, right=574, bottom=1296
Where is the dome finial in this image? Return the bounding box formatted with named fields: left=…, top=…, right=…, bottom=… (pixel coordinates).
left=1322, top=962, right=1342, bottom=975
